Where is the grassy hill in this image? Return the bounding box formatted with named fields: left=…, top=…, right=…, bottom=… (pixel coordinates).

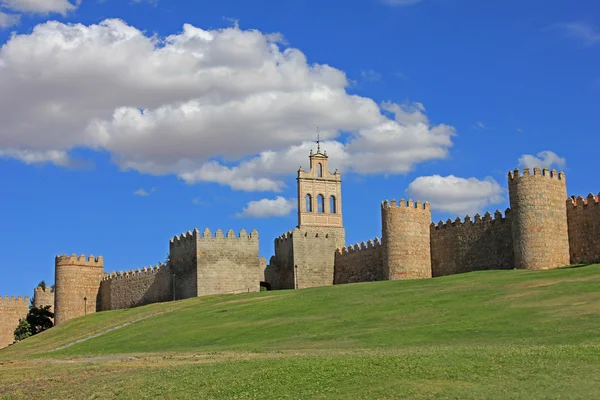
left=1, top=265, right=600, bottom=399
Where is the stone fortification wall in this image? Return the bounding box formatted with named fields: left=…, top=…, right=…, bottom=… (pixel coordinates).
left=381, top=199, right=432, bottom=280
left=430, top=210, right=514, bottom=277
left=54, top=254, right=104, bottom=325
left=196, top=228, right=261, bottom=296
left=334, top=238, right=384, bottom=284
left=0, top=296, right=29, bottom=349
left=268, top=231, right=295, bottom=290
left=169, top=231, right=198, bottom=300
left=567, top=194, right=600, bottom=264
left=33, top=287, right=54, bottom=312
left=508, top=168, right=570, bottom=270
left=99, top=265, right=172, bottom=311
left=292, top=226, right=345, bottom=289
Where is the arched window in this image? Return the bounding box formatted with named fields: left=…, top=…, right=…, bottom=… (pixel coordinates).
left=317, top=194, right=325, bottom=213
left=317, top=163, right=323, bottom=177
left=330, top=195, right=336, bottom=213
left=305, top=194, right=312, bottom=212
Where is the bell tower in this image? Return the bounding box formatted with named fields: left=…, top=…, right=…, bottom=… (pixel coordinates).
left=297, top=142, right=343, bottom=230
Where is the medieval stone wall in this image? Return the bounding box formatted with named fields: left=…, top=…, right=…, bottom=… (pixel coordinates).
left=99, top=265, right=172, bottom=311
left=268, top=231, right=295, bottom=290
left=381, top=199, right=432, bottom=280
left=508, top=168, right=570, bottom=270
left=567, top=194, right=600, bottom=264
left=169, top=231, right=198, bottom=300
left=430, top=210, right=514, bottom=277
left=292, top=226, right=345, bottom=289
left=0, top=296, right=29, bottom=349
left=54, top=255, right=104, bottom=325
left=334, top=238, right=383, bottom=284
left=33, top=286, right=54, bottom=312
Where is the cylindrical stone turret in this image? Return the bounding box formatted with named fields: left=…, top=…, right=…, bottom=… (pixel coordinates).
left=54, top=254, right=104, bottom=325
left=508, top=167, right=570, bottom=270
left=381, top=199, right=432, bottom=280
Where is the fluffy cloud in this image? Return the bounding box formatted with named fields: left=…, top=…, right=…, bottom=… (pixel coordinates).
left=0, top=11, right=19, bottom=27
left=518, top=151, right=566, bottom=170
left=0, top=0, right=79, bottom=16
left=133, top=188, right=149, bottom=197
left=0, top=19, right=456, bottom=191
left=407, top=175, right=504, bottom=215
left=237, top=196, right=296, bottom=218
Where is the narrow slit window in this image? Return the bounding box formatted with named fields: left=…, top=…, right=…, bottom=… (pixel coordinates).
left=330, top=196, right=336, bottom=213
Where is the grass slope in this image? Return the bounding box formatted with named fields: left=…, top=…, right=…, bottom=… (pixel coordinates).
left=1, top=265, right=600, bottom=399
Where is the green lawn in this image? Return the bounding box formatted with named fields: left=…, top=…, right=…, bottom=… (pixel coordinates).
left=1, top=265, right=600, bottom=399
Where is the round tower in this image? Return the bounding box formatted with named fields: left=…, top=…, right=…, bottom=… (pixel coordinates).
left=33, top=286, right=54, bottom=313
left=508, top=167, right=570, bottom=270
left=381, top=199, right=432, bottom=280
left=54, top=254, right=104, bottom=325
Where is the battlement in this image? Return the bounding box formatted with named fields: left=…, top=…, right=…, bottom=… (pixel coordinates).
left=0, top=295, right=30, bottom=304
left=508, top=167, right=566, bottom=181
left=34, top=286, right=52, bottom=294
left=170, top=228, right=258, bottom=245
left=431, top=209, right=511, bottom=230
left=381, top=198, right=430, bottom=210
left=567, top=193, right=600, bottom=209
left=55, top=254, right=104, bottom=267
left=336, top=237, right=382, bottom=256
left=102, top=264, right=166, bottom=281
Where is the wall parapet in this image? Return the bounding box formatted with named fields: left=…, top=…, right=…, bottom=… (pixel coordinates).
left=381, top=198, right=430, bottom=210
left=0, top=295, right=30, bottom=303
left=102, top=264, right=166, bottom=281
left=336, top=237, right=382, bottom=256
left=170, top=228, right=258, bottom=245
left=567, top=193, right=600, bottom=209
left=431, top=209, right=511, bottom=230
left=508, top=167, right=565, bottom=181
left=55, top=254, right=104, bottom=267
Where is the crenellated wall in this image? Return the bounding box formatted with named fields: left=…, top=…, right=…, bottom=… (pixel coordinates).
left=334, top=238, right=384, bottom=284
left=567, top=193, right=600, bottom=264
left=0, top=296, right=29, bottom=349
left=430, top=210, right=514, bottom=277
left=33, top=286, right=54, bottom=313
left=99, top=265, right=172, bottom=311
left=196, top=228, right=261, bottom=296
left=381, top=199, right=432, bottom=280
left=269, top=231, right=295, bottom=290
left=169, top=228, right=261, bottom=298
left=54, top=254, right=104, bottom=325
left=508, top=167, right=570, bottom=270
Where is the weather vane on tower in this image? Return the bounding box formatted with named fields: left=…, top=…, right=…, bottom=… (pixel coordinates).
left=316, top=127, right=321, bottom=153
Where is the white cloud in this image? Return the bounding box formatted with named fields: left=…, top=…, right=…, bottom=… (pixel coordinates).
left=0, top=19, right=456, bottom=191
left=548, top=22, right=600, bottom=47
left=133, top=188, right=150, bottom=196
left=0, top=0, right=80, bottom=15
left=0, top=11, right=19, bottom=28
left=473, top=121, right=488, bottom=130
left=381, top=0, right=424, bottom=6
left=407, top=175, right=504, bottom=215
left=360, top=69, right=382, bottom=82
left=0, top=149, right=69, bottom=165
left=518, top=150, right=566, bottom=170
left=237, top=196, right=296, bottom=218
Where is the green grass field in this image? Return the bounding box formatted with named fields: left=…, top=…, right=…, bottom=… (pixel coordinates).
left=1, top=265, right=600, bottom=399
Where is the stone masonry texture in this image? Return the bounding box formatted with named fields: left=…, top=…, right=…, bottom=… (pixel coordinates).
left=99, top=266, right=172, bottom=311
left=567, top=194, right=600, bottom=264
left=509, top=168, right=571, bottom=270
left=54, top=255, right=104, bottom=325
left=430, top=210, right=514, bottom=277
left=381, top=199, right=432, bottom=280
left=33, top=286, right=54, bottom=313
left=0, top=296, right=29, bottom=349
left=334, top=238, right=384, bottom=284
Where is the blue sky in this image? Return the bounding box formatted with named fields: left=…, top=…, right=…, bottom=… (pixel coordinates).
left=1, top=0, right=598, bottom=296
